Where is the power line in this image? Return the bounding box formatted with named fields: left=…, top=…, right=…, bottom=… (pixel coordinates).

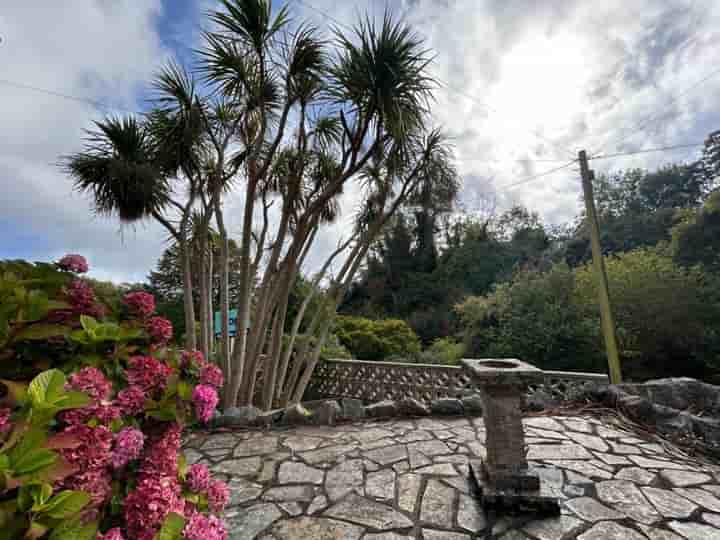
left=498, top=160, right=578, bottom=190
left=455, top=157, right=570, bottom=164
left=589, top=142, right=704, bottom=162
left=592, top=66, right=720, bottom=157
left=0, top=78, right=142, bottom=115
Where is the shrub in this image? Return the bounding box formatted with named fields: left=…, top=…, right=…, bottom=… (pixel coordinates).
left=334, top=316, right=421, bottom=361
left=457, top=249, right=720, bottom=380
left=416, top=337, right=465, bottom=366
left=0, top=256, right=228, bottom=539
left=574, top=248, right=720, bottom=378
left=457, top=264, right=603, bottom=373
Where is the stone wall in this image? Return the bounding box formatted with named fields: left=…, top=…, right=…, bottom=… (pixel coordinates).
left=306, top=358, right=609, bottom=405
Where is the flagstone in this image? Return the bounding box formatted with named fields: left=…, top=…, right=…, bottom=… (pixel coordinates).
left=523, top=515, right=584, bottom=540
left=577, top=521, right=648, bottom=540
left=271, top=517, right=364, bottom=540
left=642, top=486, right=698, bottom=518
left=324, top=493, right=413, bottom=530
left=397, top=473, right=422, bottom=513
left=661, top=469, right=712, bottom=487
left=366, top=469, right=396, bottom=500
left=615, top=467, right=657, bottom=485
left=668, top=521, right=720, bottom=540
left=420, top=479, right=456, bottom=528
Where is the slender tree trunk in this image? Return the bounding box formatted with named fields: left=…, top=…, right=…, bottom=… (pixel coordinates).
left=276, top=236, right=351, bottom=395
left=238, top=203, right=294, bottom=406
left=198, top=233, right=209, bottom=362
left=179, top=238, right=197, bottom=351
left=214, top=199, right=231, bottom=402
left=227, top=176, right=258, bottom=409
left=207, top=247, right=214, bottom=357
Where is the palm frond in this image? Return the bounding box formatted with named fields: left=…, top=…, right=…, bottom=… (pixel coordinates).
left=330, top=10, right=435, bottom=143
left=210, top=0, right=289, bottom=55
left=64, top=116, right=169, bottom=223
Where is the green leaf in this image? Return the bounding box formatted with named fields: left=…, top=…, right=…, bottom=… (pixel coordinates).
left=15, top=324, right=69, bottom=341
left=48, top=519, right=97, bottom=540
left=148, top=405, right=178, bottom=422
left=12, top=448, right=57, bottom=476
left=17, top=485, right=33, bottom=512
left=24, top=290, right=49, bottom=321
left=28, top=370, right=67, bottom=407
left=79, top=315, right=98, bottom=332
left=177, top=381, right=191, bottom=401
left=41, top=490, right=90, bottom=519
left=55, top=391, right=90, bottom=410
left=38, top=483, right=53, bottom=506
left=155, top=512, right=185, bottom=540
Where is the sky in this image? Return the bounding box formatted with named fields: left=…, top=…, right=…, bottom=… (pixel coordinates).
left=1, top=0, right=719, bottom=283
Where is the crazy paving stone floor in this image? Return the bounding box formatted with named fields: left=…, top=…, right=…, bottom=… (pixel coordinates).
left=183, top=415, right=720, bottom=539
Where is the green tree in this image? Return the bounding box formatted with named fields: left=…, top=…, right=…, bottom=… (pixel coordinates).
left=334, top=316, right=421, bottom=361
left=457, top=264, right=601, bottom=373
left=672, top=190, right=720, bottom=271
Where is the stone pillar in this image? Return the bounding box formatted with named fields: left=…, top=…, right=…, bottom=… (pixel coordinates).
left=480, top=383, right=528, bottom=480
left=461, top=358, right=559, bottom=514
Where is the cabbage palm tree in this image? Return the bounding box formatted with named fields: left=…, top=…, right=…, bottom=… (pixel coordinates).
left=65, top=64, right=207, bottom=350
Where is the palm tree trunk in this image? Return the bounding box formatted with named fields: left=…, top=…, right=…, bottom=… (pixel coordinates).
left=276, top=236, right=351, bottom=395
left=198, top=238, right=209, bottom=362
left=227, top=176, right=258, bottom=409
left=179, top=238, right=197, bottom=351
left=214, top=198, right=231, bottom=403
left=207, top=247, right=214, bottom=357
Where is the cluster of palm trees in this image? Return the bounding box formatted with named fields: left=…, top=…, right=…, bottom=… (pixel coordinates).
left=65, top=0, right=458, bottom=410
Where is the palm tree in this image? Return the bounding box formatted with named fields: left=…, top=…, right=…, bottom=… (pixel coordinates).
left=64, top=65, right=207, bottom=350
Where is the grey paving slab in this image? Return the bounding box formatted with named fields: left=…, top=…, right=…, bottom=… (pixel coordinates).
left=184, top=414, right=720, bottom=539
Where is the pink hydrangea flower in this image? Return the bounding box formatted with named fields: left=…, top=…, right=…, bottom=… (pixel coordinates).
left=192, top=384, right=219, bottom=424
left=207, top=479, right=230, bottom=513
left=123, top=291, right=156, bottom=318
left=112, top=427, right=145, bottom=469
left=67, top=367, right=112, bottom=402
left=96, top=528, right=124, bottom=540
left=185, top=463, right=211, bottom=493
left=59, top=424, right=113, bottom=470
left=124, top=476, right=185, bottom=540
left=183, top=512, right=228, bottom=540
left=65, top=279, right=106, bottom=319
left=0, top=408, right=12, bottom=435
left=115, top=385, right=147, bottom=416
left=139, top=423, right=182, bottom=479
left=180, top=350, right=204, bottom=369
left=61, top=403, right=121, bottom=427
left=62, top=468, right=112, bottom=509
left=199, top=364, right=224, bottom=389
left=126, top=356, right=173, bottom=394
left=146, top=317, right=173, bottom=345
left=58, top=254, right=89, bottom=273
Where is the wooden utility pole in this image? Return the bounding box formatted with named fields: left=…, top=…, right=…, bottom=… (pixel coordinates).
left=579, top=150, right=623, bottom=384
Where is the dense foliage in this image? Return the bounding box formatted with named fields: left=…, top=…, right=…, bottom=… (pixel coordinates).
left=342, top=140, right=720, bottom=380
left=0, top=256, right=228, bottom=539
left=334, top=316, right=421, bottom=362
left=458, top=248, right=720, bottom=379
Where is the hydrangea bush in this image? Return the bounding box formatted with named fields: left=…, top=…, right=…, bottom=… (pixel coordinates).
left=0, top=256, right=228, bottom=539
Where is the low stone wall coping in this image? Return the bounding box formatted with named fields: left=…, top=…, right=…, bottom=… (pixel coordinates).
left=306, top=358, right=608, bottom=405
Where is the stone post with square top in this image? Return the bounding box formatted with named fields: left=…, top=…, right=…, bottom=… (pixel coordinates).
left=461, top=359, right=560, bottom=514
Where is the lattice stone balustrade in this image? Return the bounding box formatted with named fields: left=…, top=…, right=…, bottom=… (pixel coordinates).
left=306, top=358, right=609, bottom=405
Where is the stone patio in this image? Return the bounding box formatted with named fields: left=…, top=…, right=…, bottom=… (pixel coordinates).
left=183, top=415, right=720, bottom=539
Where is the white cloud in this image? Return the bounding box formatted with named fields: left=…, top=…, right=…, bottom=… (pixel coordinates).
left=3, top=0, right=720, bottom=283
left=0, top=1, right=195, bottom=282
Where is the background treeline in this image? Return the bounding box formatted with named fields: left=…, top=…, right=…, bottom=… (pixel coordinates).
left=337, top=134, right=720, bottom=381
